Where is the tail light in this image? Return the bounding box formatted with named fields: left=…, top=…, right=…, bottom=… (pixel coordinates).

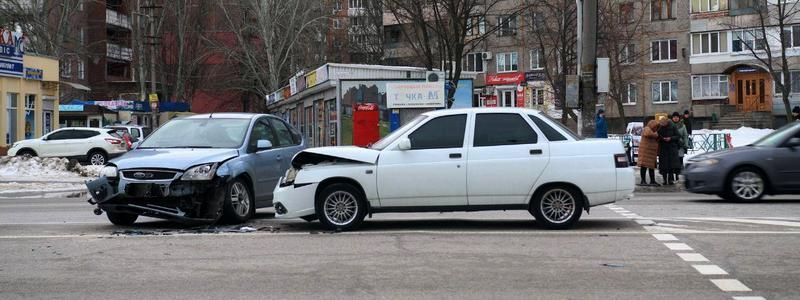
left=105, top=138, right=122, bottom=145
left=614, top=154, right=629, bottom=168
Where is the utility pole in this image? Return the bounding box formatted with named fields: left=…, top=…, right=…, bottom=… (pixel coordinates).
left=141, top=0, right=162, bottom=128
left=577, top=0, right=598, bottom=137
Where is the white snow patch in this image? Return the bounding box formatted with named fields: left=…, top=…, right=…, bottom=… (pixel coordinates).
left=0, top=182, right=85, bottom=195
left=0, top=156, right=101, bottom=180
left=685, top=126, right=774, bottom=161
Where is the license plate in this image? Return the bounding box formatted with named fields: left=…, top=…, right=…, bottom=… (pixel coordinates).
left=125, top=183, right=168, bottom=198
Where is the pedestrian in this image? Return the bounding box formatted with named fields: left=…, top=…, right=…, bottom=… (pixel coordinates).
left=657, top=116, right=681, bottom=185
left=673, top=112, right=689, bottom=182
left=595, top=109, right=608, bottom=138
left=793, top=106, right=800, bottom=122
left=638, top=119, right=660, bottom=186
left=683, top=110, right=693, bottom=135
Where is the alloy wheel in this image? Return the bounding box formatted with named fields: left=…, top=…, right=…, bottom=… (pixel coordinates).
left=323, top=191, right=358, bottom=226
left=539, top=188, right=576, bottom=224
left=230, top=182, right=250, bottom=217
left=90, top=153, right=106, bottom=165
left=732, top=171, right=764, bottom=200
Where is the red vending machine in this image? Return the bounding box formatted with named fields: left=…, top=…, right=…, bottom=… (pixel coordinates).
left=352, top=103, right=380, bottom=147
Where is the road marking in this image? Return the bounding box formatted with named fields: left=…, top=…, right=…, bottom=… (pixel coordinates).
left=652, top=233, right=679, bottom=241
left=621, top=213, right=638, bottom=217
left=677, top=253, right=709, bottom=262
left=636, top=219, right=655, bottom=225
left=692, top=264, right=729, bottom=275
left=682, top=217, right=800, bottom=228
left=664, top=242, right=693, bottom=251
left=732, top=297, right=766, bottom=300
left=710, top=279, right=752, bottom=292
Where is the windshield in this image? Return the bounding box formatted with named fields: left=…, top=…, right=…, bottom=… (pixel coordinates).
left=751, top=122, right=800, bottom=147
left=138, top=118, right=251, bottom=149
left=539, top=112, right=582, bottom=140
left=370, top=115, right=428, bottom=150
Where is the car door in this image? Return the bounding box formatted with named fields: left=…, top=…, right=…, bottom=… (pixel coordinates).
left=770, top=129, right=800, bottom=191
left=243, top=119, right=282, bottom=202
left=267, top=117, right=304, bottom=173
left=377, top=114, right=469, bottom=207
left=39, top=129, right=73, bottom=156
left=66, top=130, right=100, bottom=157
left=466, top=113, right=550, bottom=205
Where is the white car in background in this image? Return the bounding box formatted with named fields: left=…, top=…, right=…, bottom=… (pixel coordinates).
left=105, top=125, right=152, bottom=149
left=7, top=127, right=127, bottom=165
left=273, top=108, right=635, bottom=231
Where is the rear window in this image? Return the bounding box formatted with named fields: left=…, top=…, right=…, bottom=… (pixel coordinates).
left=528, top=115, right=567, bottom=141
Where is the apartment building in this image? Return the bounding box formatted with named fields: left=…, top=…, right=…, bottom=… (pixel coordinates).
left=327, top=0, right=383, bottom=64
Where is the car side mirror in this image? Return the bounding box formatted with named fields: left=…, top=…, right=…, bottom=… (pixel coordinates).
left=786, top=137, right=800, bottom=149
left=398, top=138, right=411, bottom=151
left=257, top=139, right=273, bottom=151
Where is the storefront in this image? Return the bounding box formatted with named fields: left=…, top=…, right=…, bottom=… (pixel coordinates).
left=0, top=31, right=61, bottom=148
left=58, top=104, right=118, bottom=127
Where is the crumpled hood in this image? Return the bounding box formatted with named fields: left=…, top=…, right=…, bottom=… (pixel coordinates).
left=111, top=148, right=239, bottom=170
left=292, top=146, right=380, bottom=168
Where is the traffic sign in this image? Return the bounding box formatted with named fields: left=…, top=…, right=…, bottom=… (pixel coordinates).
left=148, top=93, right=159, bottom=103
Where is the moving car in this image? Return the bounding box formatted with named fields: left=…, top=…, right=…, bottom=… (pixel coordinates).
left=85, top=113, right=305, bottom=225
left=685, top=122, right=800, bottom=201
left=273, top=108, right=635, bottom=230
left=105, top=125, right=151, bottom=149
left=7, top=127, right=127, bottom=165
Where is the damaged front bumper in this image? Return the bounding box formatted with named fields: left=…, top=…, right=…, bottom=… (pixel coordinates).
left=86, top=173, right=227, bottom=223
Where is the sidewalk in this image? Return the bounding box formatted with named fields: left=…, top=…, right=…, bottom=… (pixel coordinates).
left=633, top=167, right=684, bottom=193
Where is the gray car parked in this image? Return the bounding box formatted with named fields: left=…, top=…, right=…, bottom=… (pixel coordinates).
left=685, top=122, right=800, bottom=201
left=86, top=113, right=305, bottom=225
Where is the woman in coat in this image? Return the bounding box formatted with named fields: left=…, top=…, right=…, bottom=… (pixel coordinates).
left=657, top=116, right=681, bottom=185
left=673, top=112, right=690, bottom=181
left=638, top=120, right=660, bottom=185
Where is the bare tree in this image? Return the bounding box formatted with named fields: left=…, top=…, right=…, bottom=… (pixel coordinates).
left=346, top=0, right=384, bottom=64
left=159, top=0, right=212, bottom=103
left=0, top=0, right=83, bottom=59
left=727, top=0, right=800, bottom=122
left=597, top=0, right=651, bottom=125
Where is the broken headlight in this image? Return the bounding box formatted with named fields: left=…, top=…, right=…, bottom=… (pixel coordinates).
left=99, top=165, right=118, bottom=178
left=181, top=163, right=218, bottom=181
left=280, top=168, right=298, bottom=187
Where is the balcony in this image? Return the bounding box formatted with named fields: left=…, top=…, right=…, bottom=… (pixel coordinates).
left=106, top=9, right=131, bottom=30
left=106, top=43, right=133, bottom=61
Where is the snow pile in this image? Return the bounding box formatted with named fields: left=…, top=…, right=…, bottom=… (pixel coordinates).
left=693, top=127, right=774, bottom=148
left=0, top=156, right=101, bottom=179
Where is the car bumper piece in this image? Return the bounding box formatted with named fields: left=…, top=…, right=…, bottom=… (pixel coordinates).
left=273, top=180, right=318, bottom=219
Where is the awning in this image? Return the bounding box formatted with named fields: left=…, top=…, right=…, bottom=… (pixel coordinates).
left=61, top=81, right=91, bottom=91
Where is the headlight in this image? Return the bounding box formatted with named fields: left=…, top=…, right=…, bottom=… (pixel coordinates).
left=100, top=166, right=118, bottom=178
left=280, top=168, right=298, bottom=187
left=697, top=159, right=719, bottom=166
left=181, top=163, right=218, bottom=181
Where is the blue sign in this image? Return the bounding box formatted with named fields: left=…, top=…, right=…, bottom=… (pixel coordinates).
left=59, top=105, right=84, bottom=112
left=24, top=67, right=42, bottom=80
left=0, top=28, right=24, bottom=78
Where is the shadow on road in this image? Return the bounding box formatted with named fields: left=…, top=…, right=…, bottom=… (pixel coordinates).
left=687, top=199, right=800, bottom=204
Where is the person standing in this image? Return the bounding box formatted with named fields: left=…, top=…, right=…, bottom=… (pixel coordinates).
left=595, top=109, right=608, bottom=138
left=638, top=119, right=660, bottom=185
left=793, top=106, right=800, bottom=122
left=657, top=116, right=681, bottom=185
left=673, top=112, right=689, bottom=181
left=683, top=110, right=693, bottom=150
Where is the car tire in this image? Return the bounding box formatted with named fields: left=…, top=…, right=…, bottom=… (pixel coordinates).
left=725, top=167, right=766, bottom=202
left=88, top=150, right=107, bottom=166
left=300, top=215, right=318, bottom=222
left=221, top=178, right=255, bottom=224
left=106, top=211, right=138, bottom=226
left=315, top=183, right=366, bottom=231
left=16, top=149, right=36, bottom=158
left=529, top=186, right=583, bottom=230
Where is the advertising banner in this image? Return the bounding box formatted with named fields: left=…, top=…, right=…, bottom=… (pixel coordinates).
left=386, top=81, right=445, bottom=108
left=24, top=68, right=42, bottom=80
left=483, top=95, right=498, bottom=107
left=0, top=27, right=25, bottom=77
left=486, top=72, right=524, bottom=85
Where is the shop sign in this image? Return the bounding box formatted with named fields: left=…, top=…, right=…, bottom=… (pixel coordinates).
left=94, top=100, right=135, bottom=110
left=282, top=86, right=291, bottom=99
left=483, top=95, right=498, bottom=107
left=516, top=85, right=525, bottom=107
left=525, top=70, right=546, bottom=82
left=386, top=81, right=446, bottom=108
left=148, top=93, right=159, bottom=103
left=289, top=76, right=298, bottom=95
left=316, top=65, right=329, bottom=83
left=0, top=27, right=25, bottom=78
left=59, top=105, right=84, bottom=112
left=297, top=74, right=306, bottom=93
left=24, top=67, right=42, bottom=80
left=306, top=70, right=317, bottom=88
left=486, top=72, right=524, bottom=85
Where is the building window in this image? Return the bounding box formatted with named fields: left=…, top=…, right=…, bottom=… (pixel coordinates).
left=692, top=0, right=728, bottom=13
left=334, top=0, right=342, bottom=10
left=350, top=35, right=367, bottom=45
left=620, top=3, right=635, bottom=23
left=530, top=49, right=543, bottom=70
left=496, top=52, right=518, bottom=73
left=651, top=0, right=675, bottom=20
left=78, top=60, right=85, bottom=80
left=692, top=75, right=728, bottom=99
left=651, top=40, right=677, bottom=62
left=350, top=16, right=365, bottom=27
left=497, top=15, right=517, bottom=36
left=532, top=88, right=545, bottom=105
left=773, top=71, right=800, bottom=93
left=692, top=32, right=728, bottom=55
left=651, top=80, right=678, bottom=103
left=730, top=0, right=759, bottom=15
left=464, top=53, right=484, bottom=72
left=625, top=83, right=637, bottom=104
left=80, top=29, right=85, bottom=45
left=620, top=44, right=636, bottom=64
left=348, top=0, right=363, bottom=9
left=732, top=29, right=765, bottom=52
left=61, top=60, right=72, bottom=78
left=782, top=25, right=800, bottom=48
left=333, top=19, right=341, bottom=29
left=468, top=16, right=486, bottom=36
left=530, top=12, right=544, bottom=30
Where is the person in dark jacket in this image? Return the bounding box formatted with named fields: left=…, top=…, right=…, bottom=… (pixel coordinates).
left=683, top=110, right=693, bottom=134
left=657, top=116, right=681, bottom=185
left=793, top=106, right=800, bottom=122
left=595, top=109, right=608, bottom=138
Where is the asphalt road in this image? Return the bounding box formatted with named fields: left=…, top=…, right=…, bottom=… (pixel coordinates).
left=0, top=192, right=799, bottom=299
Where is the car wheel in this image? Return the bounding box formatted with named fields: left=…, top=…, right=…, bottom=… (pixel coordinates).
left=726, top=168, right=766, bottom=202
left=16, top=149, right=36, bottom=158
left=88, top=151, right=107, bottom=166
left=106, top=211, right=138, bottom=226
left=300, top=215, right=318, bottom=222
left=315, top=183, right=366, bottom=231
left=221, top=178, right=255, bottom=224
left=530, top=186, right=583, bottom=230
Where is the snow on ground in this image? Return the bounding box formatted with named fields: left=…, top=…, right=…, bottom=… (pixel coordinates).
left=0, top=182, right=86, bottom=197
left=684, top=126, right=774, bottom=161
left=0, top=156, right=100, bottom=181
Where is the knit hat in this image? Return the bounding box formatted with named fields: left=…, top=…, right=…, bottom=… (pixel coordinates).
left=671, top=112, right=681, bottom=118
left=793, top=106, right=800, bottom=114
left=684, top=110, right=690, bottom=115
left=598, top=109, right=605, bottom=114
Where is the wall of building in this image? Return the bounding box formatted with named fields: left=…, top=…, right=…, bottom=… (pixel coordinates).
left=0, top=55, right=60, bottom=148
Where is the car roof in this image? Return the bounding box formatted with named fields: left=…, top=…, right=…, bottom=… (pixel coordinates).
left=57, top=127, right=114, bottom=132
left=183, top=113, right=266, bottom=120
left=421, top=107, right=543, bottom=118
left=106, top=125, right=146, bottom=129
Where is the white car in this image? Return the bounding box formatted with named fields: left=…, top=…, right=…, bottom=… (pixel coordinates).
left=273, top=108, right=635, bottom=230
left=7, top=127, right=128, bottom=165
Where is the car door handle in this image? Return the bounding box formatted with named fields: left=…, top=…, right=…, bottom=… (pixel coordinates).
left=530, top=149, right=543, bottom=155
left=276, top=155, right=282, bottom=161
left=449, top=153, right=462, bottom=159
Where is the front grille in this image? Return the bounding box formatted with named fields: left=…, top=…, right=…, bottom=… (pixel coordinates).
left=122, top=170, right=177, bottom=180
left=125, top=183, right=169, bottom=198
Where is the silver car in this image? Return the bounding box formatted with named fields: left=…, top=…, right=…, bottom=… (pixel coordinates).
left=684, top=122, right=800, bottom=201
left=86, top=113, right=306, bottom=225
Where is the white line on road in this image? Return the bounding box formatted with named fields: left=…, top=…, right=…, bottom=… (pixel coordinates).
left=664, top=242, right=693, bottom=251
left=711, top=279, right=752, bottom=292
left=692, top=264, right=729, bottom=275
left=652, top=233, right=679, bottom=241
left=677, top=253, right=709, bottom=262
left=732, top=296, right=766, bottom=300
left=681, top=217, right=800, bottom=228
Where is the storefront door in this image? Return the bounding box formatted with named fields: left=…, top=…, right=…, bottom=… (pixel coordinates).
left=500, top=90, right=514, bottom=107
left=733, top=72, right=771, bottom=112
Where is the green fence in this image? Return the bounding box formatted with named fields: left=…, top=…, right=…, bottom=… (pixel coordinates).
left=689, top=133, right=731, bottom=153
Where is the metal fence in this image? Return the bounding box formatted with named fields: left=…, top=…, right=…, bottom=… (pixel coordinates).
left=688, top=133, right=731, bottom=154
